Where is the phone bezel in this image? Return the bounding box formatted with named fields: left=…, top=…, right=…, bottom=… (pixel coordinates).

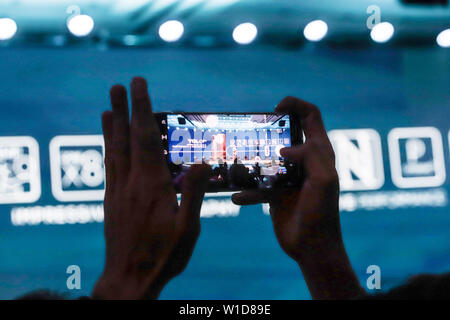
left=155, top=112, right=302, bottom=192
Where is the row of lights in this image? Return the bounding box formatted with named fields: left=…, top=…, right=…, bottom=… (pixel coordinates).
left=1, top=16, right=449, bottom=47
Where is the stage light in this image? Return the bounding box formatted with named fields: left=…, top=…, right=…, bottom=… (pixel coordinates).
left=370, top=22, right=394, bottom=43
left=159, top=20, right=184, bottom=42
left=436, top=29, right=450, bottom=48
left=303, top=20, right=328, bottom=42
left=0, top=18, right=17, bottom=41
left=232, top=23, right=257, bottom=45
left=67, top=14, right=94, bottom=37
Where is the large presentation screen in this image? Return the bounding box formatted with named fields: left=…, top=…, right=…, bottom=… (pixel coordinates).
left=0, top=47, right=448, bottom=299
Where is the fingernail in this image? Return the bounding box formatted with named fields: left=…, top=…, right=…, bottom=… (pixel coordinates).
left=231, top=195, right=240, bottom=204
left=110, top=85, right=125, bottom=99
left=132, top=77, right=146, bottom=91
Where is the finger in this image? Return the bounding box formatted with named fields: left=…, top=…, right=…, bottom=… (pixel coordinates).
left=279, top=144, right=307, bottom=164
left=101, top=111, right=115, bottom=195
left=178, top=164, right=212, bottom=225
left=231, top=190, right=271, bottom=206
left=275, top=96, right=328, bottom=141
left=110, top=85, right=130, bottom=175
left=281, top=142, right=336, bottom=186
left=130, top=77, right=165, bottom=168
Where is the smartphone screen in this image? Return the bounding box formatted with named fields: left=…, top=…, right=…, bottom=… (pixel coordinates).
left=157, top=113, right=301, bottom=192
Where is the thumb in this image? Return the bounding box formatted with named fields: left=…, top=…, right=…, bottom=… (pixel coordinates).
left=279, top=144, right=307, bottom=164
left=178, top=164, right=212, bottom=224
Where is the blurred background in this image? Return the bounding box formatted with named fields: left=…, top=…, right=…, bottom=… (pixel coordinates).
left=0, top=0, right=449, bottom=299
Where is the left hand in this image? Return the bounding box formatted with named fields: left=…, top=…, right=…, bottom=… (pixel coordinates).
left=92, top=77, right=211, bottom=300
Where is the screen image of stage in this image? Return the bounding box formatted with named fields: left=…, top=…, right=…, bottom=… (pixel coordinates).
left=167, top=114, right=290, bottom=165
left=166, top=114, right=293, bottom=191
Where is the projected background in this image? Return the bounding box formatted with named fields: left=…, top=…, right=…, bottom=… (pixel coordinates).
left=0, top=45, right=449, bottom=299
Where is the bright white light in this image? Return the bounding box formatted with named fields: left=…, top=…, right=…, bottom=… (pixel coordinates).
left=159, top=20, right=184, bottom=42
left=370, top=22, right=394, bottom=43
left=0, top=18, right=17, bottom=41
left=232, top=23, right=257, bottom=45
left=206, top=115, right=219, bottom=127
left=67, top=14, right=94, bottom=37
left=436, top=29, right=450, bottom=48
left=303, top=20, right=328, bottom=42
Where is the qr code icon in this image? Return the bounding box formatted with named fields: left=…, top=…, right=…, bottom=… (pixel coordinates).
left=0, top=136, right=41, bottom=204
left=50, top=135, right=105, bottom=202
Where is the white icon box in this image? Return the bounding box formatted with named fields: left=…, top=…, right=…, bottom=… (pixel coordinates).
left=50, top=135, right=105, bottom=202
left=388, top=127, right=446, bottom=188
left=328, top=129, right=385, bottom=191
left=0, top=136, right=41, bottom=204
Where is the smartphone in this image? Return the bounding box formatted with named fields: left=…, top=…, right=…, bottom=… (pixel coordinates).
left=155, top=112, right=303, bottom=193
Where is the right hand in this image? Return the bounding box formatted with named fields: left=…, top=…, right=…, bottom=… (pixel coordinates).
left=232, top=96, right=342, bottom=262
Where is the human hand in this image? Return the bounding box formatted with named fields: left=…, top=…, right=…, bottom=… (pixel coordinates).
left=232, top=97, right=363, bottom=299
left=92, top=77, right=211, bottom=300
left=233, top=96, right=341, bottom=260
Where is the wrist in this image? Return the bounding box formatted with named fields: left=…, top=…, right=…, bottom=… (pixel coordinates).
left=92, top=271, right=166, bottom=300
left=295, top=236, right=345, bottom=264
left=296, top=241, right=365, bottom=299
